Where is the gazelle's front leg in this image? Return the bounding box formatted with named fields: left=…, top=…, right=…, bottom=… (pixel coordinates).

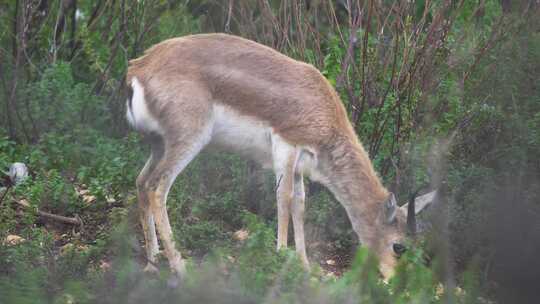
left=274, top=143, right=310, bottom=268
left=272, top=135, right=300, bottom=250
left=291, top=173, right=309, bottom=267
left=276, top=171, right=294, bottom=250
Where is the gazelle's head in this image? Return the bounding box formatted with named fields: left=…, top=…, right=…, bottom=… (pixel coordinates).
left=374, top=191, right=434, bottom=279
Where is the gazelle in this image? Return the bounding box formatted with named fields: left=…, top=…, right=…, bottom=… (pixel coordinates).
left=126, top=33, right=428, bottom=279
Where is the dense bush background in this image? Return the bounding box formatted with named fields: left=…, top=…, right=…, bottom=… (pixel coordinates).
left=0, top=1, right=539, bottom=303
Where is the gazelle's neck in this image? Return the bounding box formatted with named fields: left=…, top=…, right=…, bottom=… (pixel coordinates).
left=317, top=134, right=389, bottom=238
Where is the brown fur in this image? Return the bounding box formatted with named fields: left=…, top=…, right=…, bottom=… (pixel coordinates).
left=127, top=34, right=354, bottom=144
left=127, top=33, right=406, bottom=279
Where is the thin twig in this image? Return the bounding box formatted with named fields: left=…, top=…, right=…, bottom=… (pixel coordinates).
left=224, top=0, right=234, bottom=33
left=0, top=187, right=10, bottom=206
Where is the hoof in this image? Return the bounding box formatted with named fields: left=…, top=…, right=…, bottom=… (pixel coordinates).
left=143, top=263, right=159, bottom=275
left=167, top=260, right=186, bottom=289
left=171, top=258, right=187, bottom=277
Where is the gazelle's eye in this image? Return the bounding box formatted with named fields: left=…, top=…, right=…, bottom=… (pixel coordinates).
left=393, top=243, right=407, bottom=256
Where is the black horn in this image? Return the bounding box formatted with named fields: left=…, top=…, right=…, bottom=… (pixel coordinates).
left=407, top=189, right=420, bottom=235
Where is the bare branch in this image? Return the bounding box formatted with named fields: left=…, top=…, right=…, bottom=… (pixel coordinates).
left=15, top=199, right=83, bottom=226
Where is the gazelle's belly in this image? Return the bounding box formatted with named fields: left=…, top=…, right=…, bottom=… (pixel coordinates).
left=209, top=104, right=319, bottom=178
left=209, top=104, right=274, bottom=168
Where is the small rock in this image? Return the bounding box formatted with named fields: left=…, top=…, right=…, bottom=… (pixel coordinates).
left=9, top=163, right=28, bottom=185
left=4, top=235, right=25, bottom=245
left=233, top=229, right=249, bottom=241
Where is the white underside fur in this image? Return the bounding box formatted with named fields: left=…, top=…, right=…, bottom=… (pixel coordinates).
left=210, top=104, right=320, bottom=179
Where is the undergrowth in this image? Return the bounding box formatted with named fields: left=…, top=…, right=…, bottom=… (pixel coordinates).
left=0, top=130, right=482, bottom=304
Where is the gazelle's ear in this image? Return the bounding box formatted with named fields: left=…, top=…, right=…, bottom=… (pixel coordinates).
left=384, top=193, right=398, bottom=224
left=399, top=190, right=437, bottom=216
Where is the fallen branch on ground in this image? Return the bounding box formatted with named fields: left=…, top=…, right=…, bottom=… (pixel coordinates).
left=15, top=199, right=83, bottom=226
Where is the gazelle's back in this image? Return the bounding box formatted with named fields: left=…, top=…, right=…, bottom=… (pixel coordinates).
left=126, top=33, right=355, bottom=147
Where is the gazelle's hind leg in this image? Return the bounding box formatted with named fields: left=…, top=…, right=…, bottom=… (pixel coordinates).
left=136, top=136, right=164, bottom=273
left=291, top=172, right=309, bottom=268
left=136, top=81, right=214, bottom=277
left=143, top=125, right=213, bottom=277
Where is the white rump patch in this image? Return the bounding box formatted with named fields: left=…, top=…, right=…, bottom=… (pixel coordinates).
left=126, top=77, right=162, bottom=134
